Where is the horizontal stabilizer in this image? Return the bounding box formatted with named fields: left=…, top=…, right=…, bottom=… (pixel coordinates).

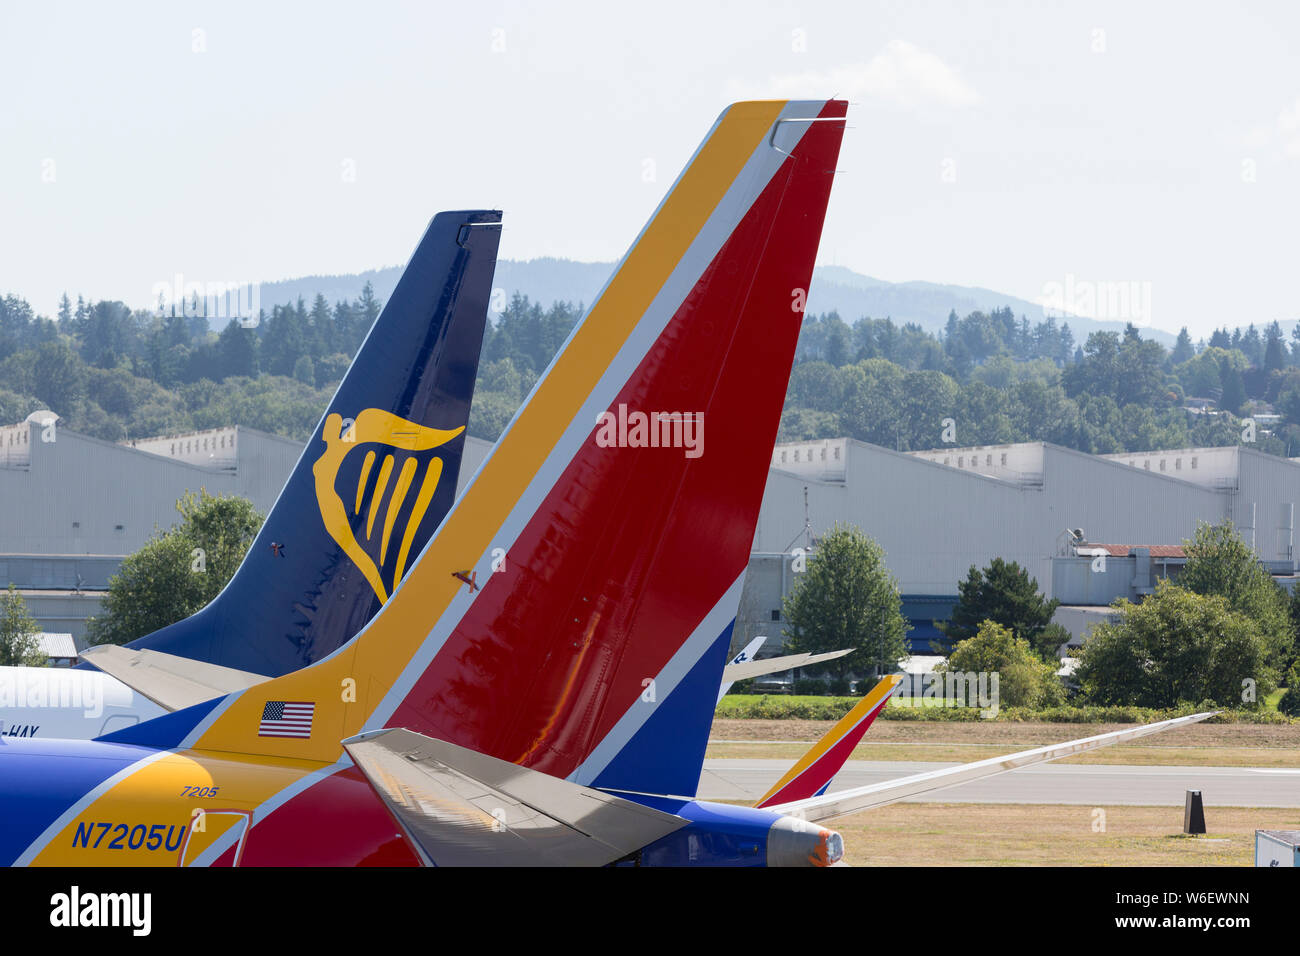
left=342, top=729, right=688, bottom=866
left=80, top=645, right=268, bottom=712
left=721, top=648, right=854, bottom=684
left=769, top=710, right=1219, bottom=823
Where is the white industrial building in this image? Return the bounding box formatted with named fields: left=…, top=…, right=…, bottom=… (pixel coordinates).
left=1, top=413, right=301, bottom=638
left=735, top=438, right=1300, bottom=653
left=6, top=406, right=1299, bottom=657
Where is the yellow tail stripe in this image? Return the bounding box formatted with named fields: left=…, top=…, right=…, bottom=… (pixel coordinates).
left=380, top=457, right=418, bottom=566
left=195, top=101, right=790, bottom=763
left=354, top=450, right=377, bottom=515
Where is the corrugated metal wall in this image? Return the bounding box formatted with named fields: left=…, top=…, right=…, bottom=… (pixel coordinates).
left=742, top=438, right=1300, bottom=653
left=752, top=440, right=1250, bottom=598
left=0, top=424, right=302, bottom=556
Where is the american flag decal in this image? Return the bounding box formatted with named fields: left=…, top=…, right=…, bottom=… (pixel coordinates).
left=258, top=701, right=315, bottom=738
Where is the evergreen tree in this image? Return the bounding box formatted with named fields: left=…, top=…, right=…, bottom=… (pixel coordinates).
left=217, top=320, right=259, bottom=379
left=1170, top=327, right=1195, bottom=366
left=1240, top=324, right=1263, bottom=366
left=1264, top=321, right=1286, bottom=373
left=259, top=303, right=306, bottom=377
left=1219, top=358, right=1246, bottom=415
left=943, top=309, right=959, bottom=350
left=824, top=316, right=850, bottom=366
left=356, top=282, right=381, bottom=336
left=938, top=557, right=1061, bottom=659
left=308, top=293, right=333, bottom=358
left=1058, top=322, right=1075, bottom=364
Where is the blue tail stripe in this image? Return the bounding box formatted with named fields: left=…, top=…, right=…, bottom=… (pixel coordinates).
left=94, top=696, right=223, bottom=749
left=589, top=621, right=733, bottom=798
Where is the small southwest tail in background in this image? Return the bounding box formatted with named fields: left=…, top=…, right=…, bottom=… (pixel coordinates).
left=754, top=675, right=902, bottom=808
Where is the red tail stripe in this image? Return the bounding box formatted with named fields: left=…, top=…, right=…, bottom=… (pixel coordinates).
left=387, top=103, right=846, bottom=779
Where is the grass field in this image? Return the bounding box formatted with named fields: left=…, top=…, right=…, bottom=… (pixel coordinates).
left=834, top=803, right=1300, bottom=866
left=706, top=718, right=1300, bottom=766
left=706, top=713, right=1300, bottom=864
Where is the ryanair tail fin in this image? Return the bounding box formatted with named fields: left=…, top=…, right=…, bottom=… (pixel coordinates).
left=117, top=211, right=501, bottom=678
left=185, top=103, right=846, bottom=803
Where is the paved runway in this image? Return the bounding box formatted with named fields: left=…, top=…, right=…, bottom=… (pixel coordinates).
left=697, top=759, right=1300, bottom=807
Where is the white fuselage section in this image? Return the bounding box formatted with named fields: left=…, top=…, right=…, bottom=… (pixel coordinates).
left=0, top=666, right=164, bottom=739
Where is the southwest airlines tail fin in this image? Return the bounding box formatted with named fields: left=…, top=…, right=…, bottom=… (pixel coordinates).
left=114, top=211, right=501, bottom=679
left=181, top=102, right=846, bottom=801
left=753, top=675, right=901, bottom=808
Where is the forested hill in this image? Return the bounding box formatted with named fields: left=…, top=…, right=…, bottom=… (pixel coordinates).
left=257, top=260, right=1182, bottom=348
left=3, top=283, right=1300, bottom=463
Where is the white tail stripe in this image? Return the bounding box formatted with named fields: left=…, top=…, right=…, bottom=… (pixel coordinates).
left=566, top=574, right=747, bottom=790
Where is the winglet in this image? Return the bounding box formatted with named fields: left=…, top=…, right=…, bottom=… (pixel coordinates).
left=769, top=709, right=1221, bottom=823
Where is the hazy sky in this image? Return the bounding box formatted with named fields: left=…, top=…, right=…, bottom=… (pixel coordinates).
left=2, top=1, right=1297, bottom=337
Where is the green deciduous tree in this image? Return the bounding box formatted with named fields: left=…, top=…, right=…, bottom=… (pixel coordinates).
left=30, top=341, right=87, bottom=416
left=1074, top=581, right=1269, bottom=708
left=1179, top=519, right=1294, bottom=676
left=782, top=524, right=909, bottom=679
left=1279, top=663, right=1300, bottom=717
left=938, top=620, right=1062, bottom=708
left=0, top=584, right=47, bottom=666
left=86, top=490, right=263, bottom=646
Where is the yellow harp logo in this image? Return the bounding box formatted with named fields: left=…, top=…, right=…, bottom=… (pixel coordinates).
left=312, top=409, right=464, bottom=603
